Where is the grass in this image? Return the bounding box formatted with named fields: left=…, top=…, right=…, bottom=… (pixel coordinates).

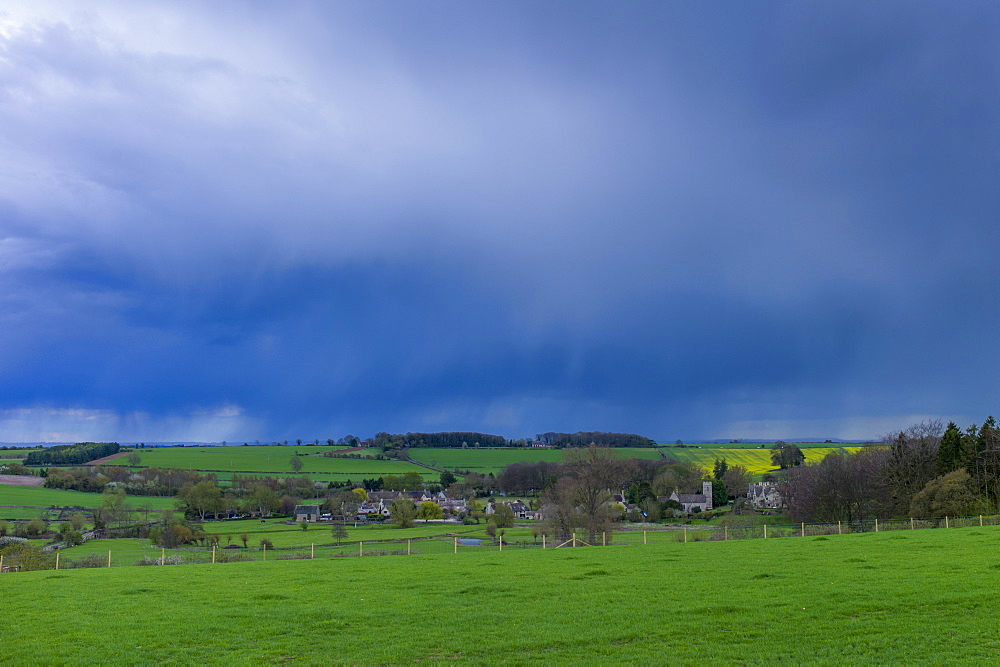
left=0, top=485, right=176, bottom=514
left=196, top=518, right=482, bottom=548
left=4, top=525, right=1000, bottom=662
left=107, top=445, right=428, bottom=476
left=408, top=447, right=664, bottom=474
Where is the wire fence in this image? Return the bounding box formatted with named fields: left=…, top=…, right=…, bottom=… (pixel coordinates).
left=3, top=513, right=999, bottom=573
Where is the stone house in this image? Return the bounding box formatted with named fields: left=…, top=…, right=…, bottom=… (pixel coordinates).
left=669, top=481, right=713, bottom=513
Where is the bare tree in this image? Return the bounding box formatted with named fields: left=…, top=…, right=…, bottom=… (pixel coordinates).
left=878, top=419, right=943, bottom=516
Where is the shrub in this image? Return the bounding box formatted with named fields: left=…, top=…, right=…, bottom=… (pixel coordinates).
left=25, top=517, right=47, bottom=536
left=67, top=554, right=107, bottom=569
left=136, top=555, right=185, bottom=566
left=1, top=542, right=53, bottom=570
left=0, top=535, right=29, bottom=549
left=215, top=551, right=254, bottom=563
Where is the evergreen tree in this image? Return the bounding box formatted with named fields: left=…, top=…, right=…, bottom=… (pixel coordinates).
left=936, top=422, right=962, bottom=474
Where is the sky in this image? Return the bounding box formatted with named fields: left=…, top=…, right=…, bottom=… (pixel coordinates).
left=2, top=1, right=999, bottom=444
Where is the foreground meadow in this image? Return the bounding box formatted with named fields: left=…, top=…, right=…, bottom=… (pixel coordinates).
left=4, top=526, right=999, bottom=662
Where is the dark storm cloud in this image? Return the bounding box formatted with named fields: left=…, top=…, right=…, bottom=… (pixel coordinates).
left=2, top=1, right=999, bottom=441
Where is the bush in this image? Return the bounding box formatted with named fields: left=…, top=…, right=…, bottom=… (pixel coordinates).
left=67, top=554, right=107, bottom=569
left=136, top=555, right=185, bottom=566
left=0, top=535, right=29, bottom=548
left=25, top=517, right=47, bottom=536
left=215, top=551, right=254, bottom=563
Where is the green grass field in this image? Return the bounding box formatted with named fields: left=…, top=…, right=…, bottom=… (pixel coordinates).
left=408, top=447, right=665, bottom=474
left=4, top=525, right=1000, bottom=662
left=0, top=485, right=176, bottom=514
left=110, top=445, right=429, bottom=477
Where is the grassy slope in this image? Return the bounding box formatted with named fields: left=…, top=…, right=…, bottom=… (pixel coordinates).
left=0, top=485, right=176, bottom=511
left=113, top=445, right=427, bottom=476
left=408, top=447, right=664, bottom=474
left=4, top=526, right=999, bottom=663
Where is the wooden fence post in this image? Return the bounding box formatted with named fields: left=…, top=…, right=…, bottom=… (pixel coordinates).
left=212, top=546, right=216, bottom=564
left=407, top=539, right=411, bottom=556
left=55, top=552, right=60, bottom=570
left=980, top=515, right=984, bottom=527
left=684, top=526, right=687, bottom=543
left=643, top=530, right=647, bottom=545
left=875, top=518, right=878, bottom=533
left=499, top=534, right=503, bottom=552
left=359, top=541, right=363, bottom=557
left=454, top=537, right=457, bottom=554
left=838, top=521, right=841, bottom=535
left=910, top=517, right=914, bottom=530
left=1, top=554, right=4, bottom=572
left=108, top=551, right=112, bottom=568
left=945, top=516, right=949, bottom=529
left=263, top=543, right=266, bottom=561
left=542, top=535, right=546, bottom=549
left=725, top=526, right=728, bottom=541
left=572, top=534, right=577, bottom=548
left=763, top=524, right=767, bottom=539
left=801, top=522, right=805, bottom=538
left=161, top=548, right=165, bottom=566
left=311, top=544, right=314, bottom=559
left=603, top=532, right=606, bottom=547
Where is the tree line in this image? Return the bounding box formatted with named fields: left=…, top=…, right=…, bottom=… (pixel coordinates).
left=784, top=418, right=1000, bottom=523
left=535, top=432, right=657, bottom=448
left=25, top=442, right=119, bottom=466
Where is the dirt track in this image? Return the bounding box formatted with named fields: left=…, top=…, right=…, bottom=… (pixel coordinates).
left=84, top=451, right=132, bottom=465
left=0, top=474, right=45, bottom=487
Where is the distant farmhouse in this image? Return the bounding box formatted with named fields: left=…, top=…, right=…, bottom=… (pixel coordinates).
left=294, top=505, right=321, bottom=522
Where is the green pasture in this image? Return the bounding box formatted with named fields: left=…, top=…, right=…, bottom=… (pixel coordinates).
left=0, top=485, right=176, bottom=514
left=6, top=525, right=1000, bottom=662
left=197, top=518, right=480, bottom=548
left=408, top=447, right=664, bottom=474
left=110, top=445, right=427, bottom=476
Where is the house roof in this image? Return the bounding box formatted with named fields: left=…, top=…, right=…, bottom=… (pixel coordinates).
left=675, top=494, right=708, bottom=504
left=295, top=505, right=321, bottom=513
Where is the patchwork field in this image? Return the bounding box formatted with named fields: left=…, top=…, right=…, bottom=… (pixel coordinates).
left=407, top=444, right=872, bottom=475
left=106, top=445, right=429, bottom=477
left=408, top=447, right=665, bottom=474
left=4, top=525, right=999, bottom=662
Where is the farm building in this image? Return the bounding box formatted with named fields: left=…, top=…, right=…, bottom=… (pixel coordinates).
left=294, top=505, right=321, bottom=522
